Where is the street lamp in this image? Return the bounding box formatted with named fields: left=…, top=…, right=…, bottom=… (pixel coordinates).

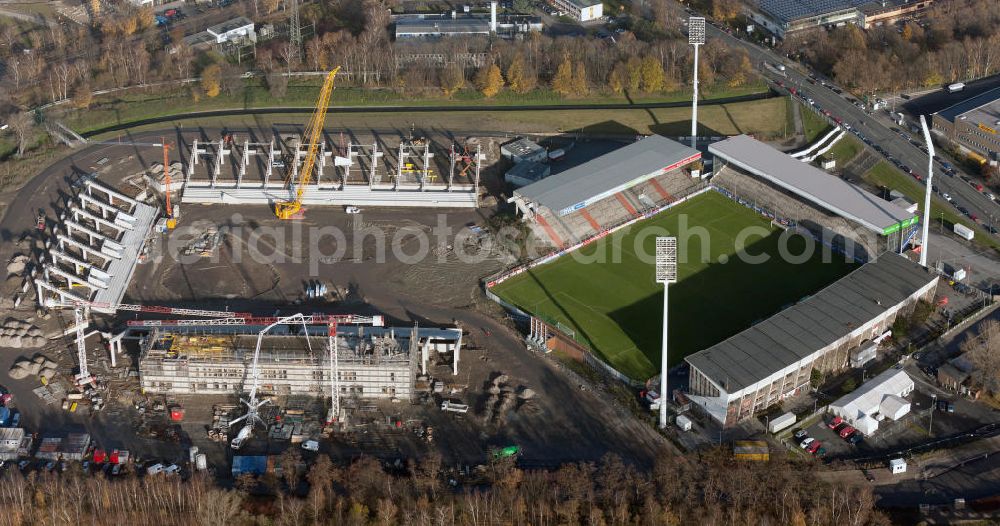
left=656, top=236, right=678, bottom=429
left=929, top=393, right=937, bottom=434
left=688, top=17, right=706, bottom=150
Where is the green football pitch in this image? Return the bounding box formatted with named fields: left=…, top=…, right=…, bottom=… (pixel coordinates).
left=491, top=191, right=858, bottom=380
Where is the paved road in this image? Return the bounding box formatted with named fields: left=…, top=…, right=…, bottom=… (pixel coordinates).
left=693, top=15, right=1000, bottom=240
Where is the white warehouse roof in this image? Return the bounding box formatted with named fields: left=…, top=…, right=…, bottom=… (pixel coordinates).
left=830, top=367, right=914, bottom=425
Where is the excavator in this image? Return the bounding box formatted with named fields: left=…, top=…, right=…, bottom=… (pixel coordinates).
left=274, top=66, right=341, bottom=220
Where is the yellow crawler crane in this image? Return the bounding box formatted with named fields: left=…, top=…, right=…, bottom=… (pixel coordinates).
left=274, top=66, right=341, bottom=220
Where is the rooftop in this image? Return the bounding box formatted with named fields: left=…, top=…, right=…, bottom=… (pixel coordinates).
left=502, top=137, right=545, bottom=158
left=395, top=17, right=491, bottom=35
left=559, top=0, right=603, bottom=9
left=505, top=161, right=551, bottom=185
left=709, top=135, right=916, bottom=234
left=513, top=135, right=700, bottom=215
left=207, top=17, right=254, bottom=35
left=936, top=86, right=1000, bottom=127
left=686, top=254, right=936, bottom=394
left=758, top=0, right=866, bottom=22
left=830, top=368, right=914, bottom=416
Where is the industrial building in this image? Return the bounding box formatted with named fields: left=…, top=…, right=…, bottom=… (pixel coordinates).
left=685, top=254, right=938, bottom=427
left=828, top=367, right=914, bottom=435
left=746, top=0, right=867, bottom=37
left=933, top=86, right=1000, bottom=166
left=501, top=137, right=547, bottom=164
left=394, top=2, right=498, bottom=38
left=138, top=324, right=463, bottom=400
left=547, top=0, right=603, bottom=21
left=505, top=161, right=551, bottom=187
left=0, top=428, right=27, bottom=460
left=183, top=17, right=256, bottom=49
left=859, top=0, right=935, bottom=28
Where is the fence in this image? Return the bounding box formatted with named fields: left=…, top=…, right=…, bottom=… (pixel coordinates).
left=712, top=184, right=870, bottom=264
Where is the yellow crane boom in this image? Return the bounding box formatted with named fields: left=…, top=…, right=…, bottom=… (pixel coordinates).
left=275, top=66, right=341, bottom=220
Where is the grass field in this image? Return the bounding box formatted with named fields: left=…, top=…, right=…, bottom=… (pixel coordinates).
left=491, top=191, right=858, bottom=380
left=801, top=105, right=832, bottom=143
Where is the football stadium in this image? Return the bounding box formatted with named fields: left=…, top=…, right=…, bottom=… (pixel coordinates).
left=489, top=134, right=925, bottom=391
left=492, top=190, right=857, bottom=379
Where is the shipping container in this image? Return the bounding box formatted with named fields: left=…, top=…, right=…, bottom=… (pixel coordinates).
left=767, top=412, right=796, bottom=434
left=954, top=223, right=975, bottom=241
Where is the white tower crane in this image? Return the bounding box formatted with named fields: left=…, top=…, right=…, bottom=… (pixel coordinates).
left=230, top=313, right=315, bottom=450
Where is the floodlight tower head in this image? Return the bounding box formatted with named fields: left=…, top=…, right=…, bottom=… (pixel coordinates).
left=688, top=17, right=706, bottom=45
left=656, top=237, right=678, bottom=284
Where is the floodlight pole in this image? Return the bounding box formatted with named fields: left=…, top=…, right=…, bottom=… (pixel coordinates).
left=660, top=282, right=670, bottom=428
left=919, top=115, right=934, bottom=267
left=689, top=17, right=706, bottom=151
left=655, top=237, right=678, bottom=429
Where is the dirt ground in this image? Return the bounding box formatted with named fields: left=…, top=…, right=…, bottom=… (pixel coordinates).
left=0, top=126, right=674, bottom=473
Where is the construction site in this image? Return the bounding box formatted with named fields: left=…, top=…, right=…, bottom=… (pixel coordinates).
left=0, top=67, right=669, bottom=476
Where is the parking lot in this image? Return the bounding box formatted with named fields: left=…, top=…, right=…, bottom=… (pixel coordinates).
left=787, top=386, right=996, bottom=461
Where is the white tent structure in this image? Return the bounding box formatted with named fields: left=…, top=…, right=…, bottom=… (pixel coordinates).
left=829, top=368, right=914, bottom=435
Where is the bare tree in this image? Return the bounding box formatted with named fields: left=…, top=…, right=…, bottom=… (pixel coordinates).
left=8, top=112, right=33, bottom=157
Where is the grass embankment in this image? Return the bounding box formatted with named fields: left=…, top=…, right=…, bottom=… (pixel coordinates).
left=800, top=105, right=832, bottom=143
left=826, top=136, right=861, bottom=165
left=79, top=96, right=790, bottom=143
left=491, top=191, right=857, bottom=380
left=61, top=80, right=771, bottom=136
left=863, top=161, right=1000, bottom=250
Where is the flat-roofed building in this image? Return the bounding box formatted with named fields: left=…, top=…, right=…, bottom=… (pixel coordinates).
left=747, top=0, right=867, bottom=37
left=685, top=254, right=937, bottom=427
left=548, top=0, right=603, bottom=21
left=206, top=17, right=256, bottom=44
left=933, top=86, right=1000, bottom=165
left=859, top=0, right=935, bottom=28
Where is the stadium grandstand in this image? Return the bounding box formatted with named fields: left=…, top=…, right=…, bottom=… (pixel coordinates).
left=685, top=253, right=938, bottom=427
left=508, top=135, right=702, bottom=247
left=709, top=135, right=920, bottom=260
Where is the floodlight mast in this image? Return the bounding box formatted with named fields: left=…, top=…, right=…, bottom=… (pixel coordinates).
left=919, top=115, right=934, bottom=267
left=689, top=17, right=706, bottom=151
left=655, top=237, right=678, bottom=429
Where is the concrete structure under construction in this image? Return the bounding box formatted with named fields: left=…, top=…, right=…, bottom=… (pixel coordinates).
left=33, top=178, right=158, bottom=312
left=180, top=134, right=480, bottom=208
left=138, top=324, right=464, bottom=399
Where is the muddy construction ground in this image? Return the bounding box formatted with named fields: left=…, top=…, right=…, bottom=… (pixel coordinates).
left=0, top=127, right=672, bottom=473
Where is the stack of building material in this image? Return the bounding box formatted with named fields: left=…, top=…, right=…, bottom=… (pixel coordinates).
left=0, top=320, right=46, bottom=349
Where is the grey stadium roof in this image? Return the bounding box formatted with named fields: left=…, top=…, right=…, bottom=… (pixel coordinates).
left=686, top=253, right=936, bottom=394
left=513, top=135, right=701, bottom=215
left=758, top=0, right=866, bottom=23
left=710, top=135, right=916, bottom=234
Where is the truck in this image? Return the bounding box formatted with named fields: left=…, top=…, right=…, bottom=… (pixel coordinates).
left=675, top=414, right=692, bottom=431
left=948, top=82, right=965, bottom=93
left=954, top=223, right=975, bottom=241
left=440, top=401, right=469, bottom=413
left=767, top=411, right=796, bottom=434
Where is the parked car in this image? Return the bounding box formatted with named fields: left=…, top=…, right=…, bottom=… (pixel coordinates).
left=793, top=429, right=809, bottom=440
left=847, top=432, right=864, bottom=445
left=806, top=440, right=822, bottom=454
left=943, top=193, right=952, bottom=202
left=827, top=416, right=843, bottom=429
left=800, top=437, right=816, bottom=449
left=839, top=425, right=857, bottom=439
